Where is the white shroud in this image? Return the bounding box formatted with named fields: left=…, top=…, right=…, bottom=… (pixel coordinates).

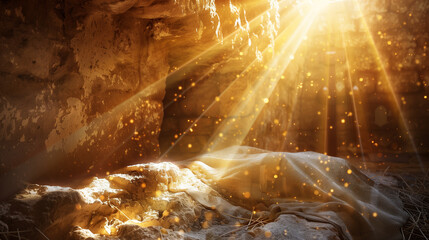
left=183, top=146, right=408, bottom=240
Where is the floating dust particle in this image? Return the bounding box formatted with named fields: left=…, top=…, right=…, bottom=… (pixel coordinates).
left=344, top=182, right=349, bottom=188
left=141, top=183, right=146, bottom=188
left=372, top=212, right=378, bottom=217
left=347, top=169, right=352, bottom=174
left=243, top=192, right=251, bottom=199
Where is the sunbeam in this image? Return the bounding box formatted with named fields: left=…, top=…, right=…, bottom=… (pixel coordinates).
left=160, top=1, right=316, bottom=158
left=207, top=2, right=326, bottom=152
left=341, top=30, right=368, bottom=168
left=352, top=0, right=424, bottom=170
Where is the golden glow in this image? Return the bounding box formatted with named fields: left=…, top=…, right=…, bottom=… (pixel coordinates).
left=153, top=0, right=425, bottom=179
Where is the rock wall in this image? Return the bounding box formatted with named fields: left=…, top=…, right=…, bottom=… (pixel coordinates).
left=0, top=0, right=174, bottom=197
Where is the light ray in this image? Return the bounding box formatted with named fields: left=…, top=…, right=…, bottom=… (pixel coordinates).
left=353, top=0, right=424, bottom=170
left=323, top=11, right=334, bottom=156
left=160, top=2, right=307, bottom=159
left=208, top=4, right=323, bottom=153
left=280, top=60, right=308, bottom=152
left=340, top=25, right=367, bottom=168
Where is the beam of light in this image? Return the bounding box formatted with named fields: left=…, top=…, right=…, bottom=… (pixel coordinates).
left=353, top=0, right=424, bottom=171
left=113, top=0, right=301, bottom=161
left=280, top=60, right=311, bottom=152
left=340, top=22, right=368, bottom=169
left=206, top=4, right=323, bottom=154
left=277, top=35, right=314, bottom=153
left=178, top=6, right=325, bottom=180
left=162, top=0, right=298, bottom=112
left=88, top=1, right=293, bottom=164
left=160, top=2, right=306, bottom=159
left=322, top=13, right=334, bottom=156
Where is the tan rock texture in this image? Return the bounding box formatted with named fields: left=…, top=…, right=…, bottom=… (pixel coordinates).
left=0, top=0, right=177, bottom=197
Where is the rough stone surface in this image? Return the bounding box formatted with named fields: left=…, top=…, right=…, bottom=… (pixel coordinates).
left=0, top=0, right=203, bottom=197
left=0, top=162, right=344, bottom=240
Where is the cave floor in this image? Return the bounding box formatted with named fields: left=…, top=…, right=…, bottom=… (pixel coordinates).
left=347, top=155, right=429, bottom=240
left=0, top=154, right=428, bottom=240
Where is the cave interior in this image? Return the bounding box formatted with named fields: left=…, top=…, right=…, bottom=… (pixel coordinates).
left=0, top=0, right=428, bottom=239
